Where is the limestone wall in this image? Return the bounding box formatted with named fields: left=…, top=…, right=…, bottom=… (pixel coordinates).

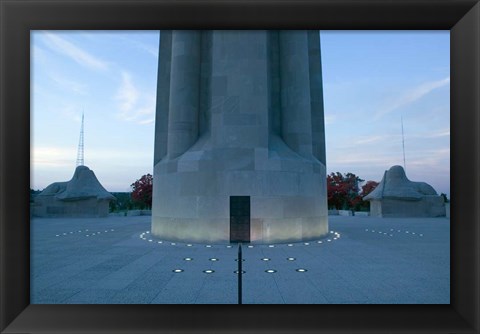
left=369, top=197, right=445, bottom=218
left=33, top=196, right=110, bottom=218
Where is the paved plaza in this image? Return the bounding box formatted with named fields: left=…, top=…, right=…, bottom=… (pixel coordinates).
left=30, top=215, right=450, bottom=304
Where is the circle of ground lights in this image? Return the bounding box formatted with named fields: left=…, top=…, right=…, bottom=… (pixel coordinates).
left=308, top=230, right=341, bottom=244
left=287, top=257, right=296, bottom=261
left=265, top=269, right=277, bottom=273
left=209, top=258, right=219, bottom=262
left=261, top=258, right=270, bottom=261
left=203, top=270, right=215, bottom=274
left=296, top=268, right=308, bottom=272
left=184, top=258, right=193, bottom=261
left=138, top=230, right=343, bottom=245
left=366, top=228, right=424, bottom=238
left=173, top=269, right=184, bottom=273
left=234, top=270, right=246, bottom=274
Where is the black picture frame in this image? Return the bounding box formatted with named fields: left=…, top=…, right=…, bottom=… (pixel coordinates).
left=1, top=0, right=479, bottom=333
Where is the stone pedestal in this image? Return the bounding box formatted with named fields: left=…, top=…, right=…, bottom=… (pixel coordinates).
left=365, top=165, right=446, bottom=218
left=34, top=166, right=114, bottom=218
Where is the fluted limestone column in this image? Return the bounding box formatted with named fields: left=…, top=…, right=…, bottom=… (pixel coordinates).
left=167, top=31, right=201, bottom=159
left=152, top=30, right=328, bottom=244
left=307, top=31, right=326, bottom=165
left=209, top=30, right=269, bottom=149
left=153, top=31, right=172, bottom=166
left=279, top=31, right=314, bottom=159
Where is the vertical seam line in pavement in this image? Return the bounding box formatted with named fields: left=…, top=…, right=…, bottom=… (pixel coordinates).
left=57, top=288, right=85, bottom=304
left=270, top=270, right=286, bottom=304
left=143, top=272, right=176, bottom=304
left=192, top=274, right=209, bottom=304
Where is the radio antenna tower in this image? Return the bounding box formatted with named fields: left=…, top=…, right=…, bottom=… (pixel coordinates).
left=401, top=115, right=406, bottom=173
left=76, top=112, right=85, bottom=167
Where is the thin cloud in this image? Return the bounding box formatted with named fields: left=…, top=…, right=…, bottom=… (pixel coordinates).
left=32, top=146, right=77, bottom=167
left=118, top=35, right=158, bottom=58
left=116, top=71, right=139, bottom=116
left=329, top=156, right=400, bottom=167
left=49, top=73, right=88, bottom=95
left=41, top=32, right=109, bottom=71
left=324, top=114, right=336, bottom=125
left=328, top=134, right=400, bottom=151
left=425, top=129, right=450, bottom=138
left=32, top=146, right=152, bottom=169
left=87, top=147, right=152, bottom=161
left=353, top=135, right=385, bottom=145
left=401, top=129, right=450, bottom=140
left=115, top=71, right=155, bottom=125
left=59, top=105, right=83, bottom=123
left=31, top=45, right=48, bottom=64
left=375, top=77, right=450, bottom=120
left=138, top=118, right=155, bottom=125
left=408, top=147, right=450, bottom=164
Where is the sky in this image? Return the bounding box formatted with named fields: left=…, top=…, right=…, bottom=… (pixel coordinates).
left=31, top=30, right=450, bottom=197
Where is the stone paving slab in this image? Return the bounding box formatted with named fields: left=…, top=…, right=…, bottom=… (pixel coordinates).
left=30, top=215, right=450, bottom=304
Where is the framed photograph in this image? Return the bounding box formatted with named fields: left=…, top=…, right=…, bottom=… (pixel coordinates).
left=1, top=0, right=479, bottom=333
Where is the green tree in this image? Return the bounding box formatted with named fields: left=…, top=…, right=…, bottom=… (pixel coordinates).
left=30, top=188, right=41, bottom=203
left=440, top=193, right=449, bottom=203
left=109, top=192, right=135, bottom=212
